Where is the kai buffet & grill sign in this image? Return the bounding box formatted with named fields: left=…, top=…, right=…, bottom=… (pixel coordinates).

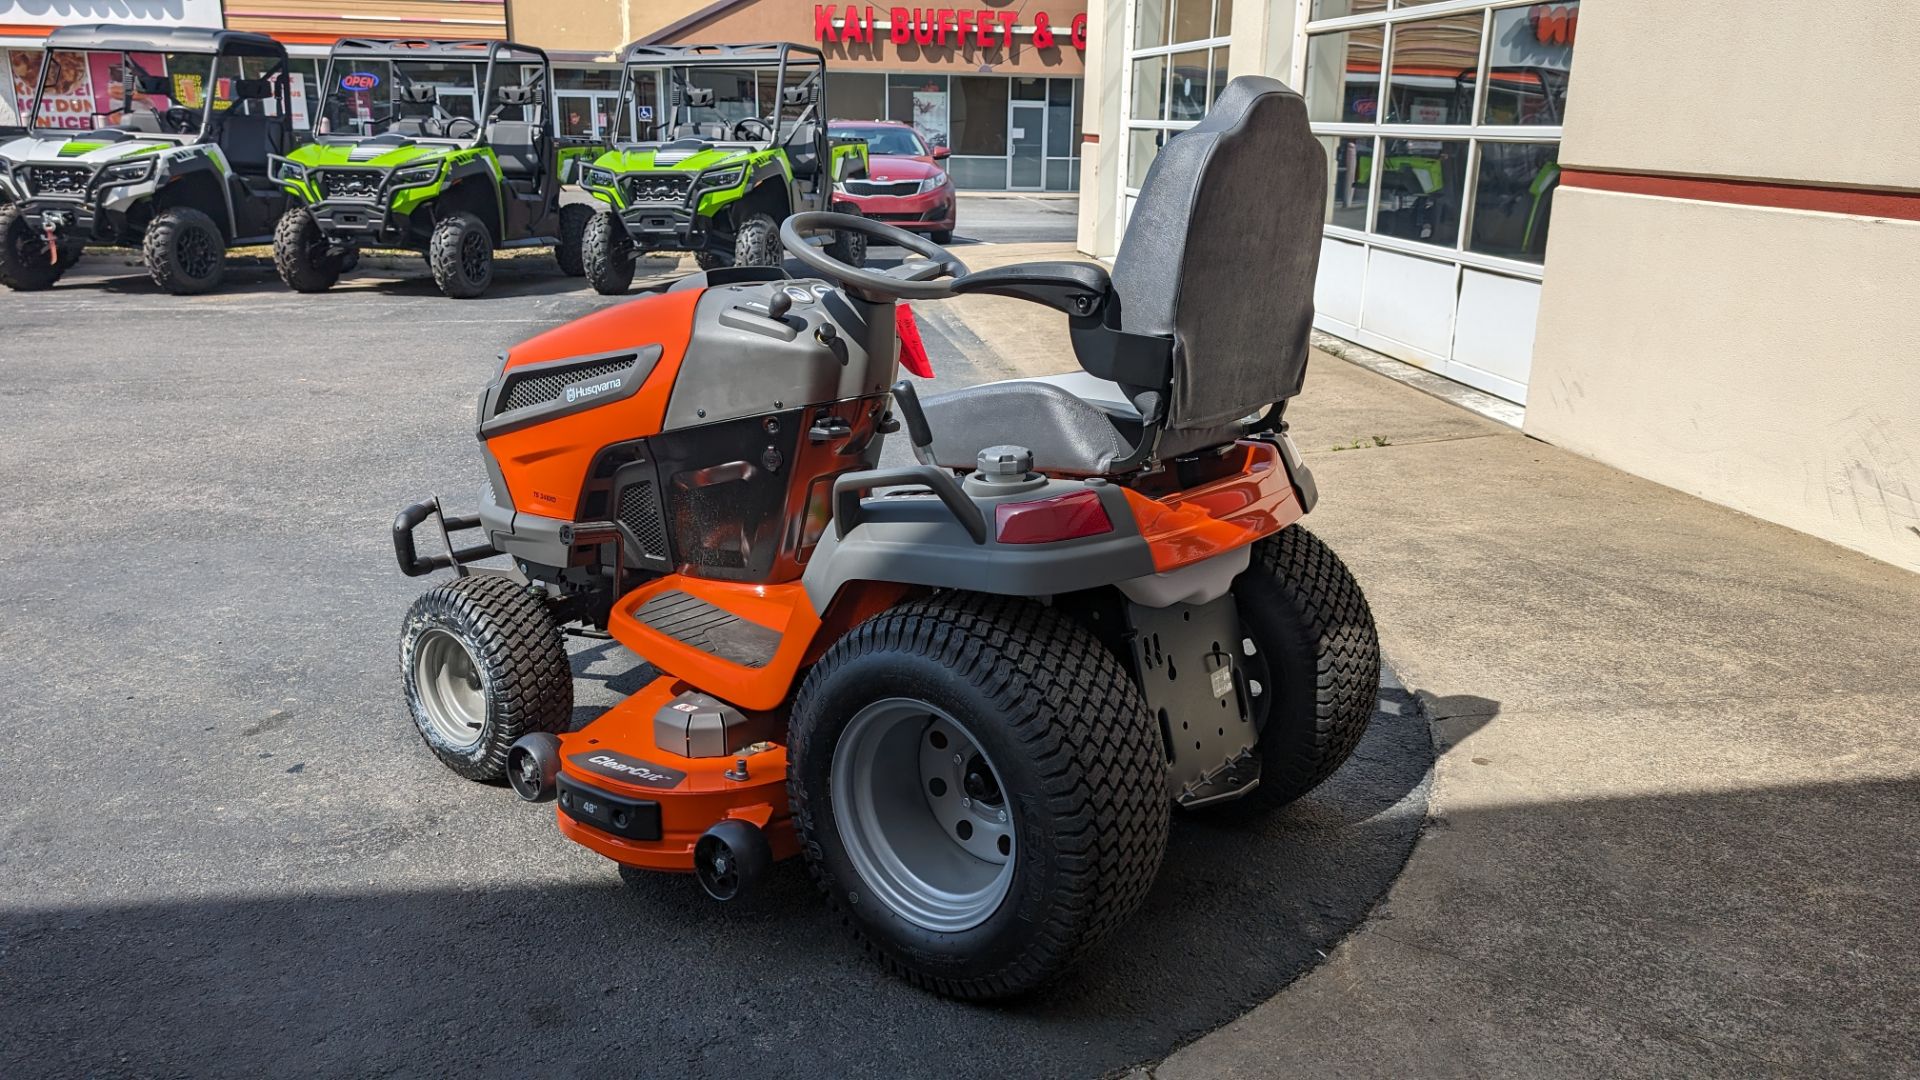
left=814, top=5, right=1088, bottom=50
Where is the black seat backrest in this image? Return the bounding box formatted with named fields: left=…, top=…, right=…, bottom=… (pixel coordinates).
left=1108, top=76, right=1326, bottom=430
left=784, top=120, right=819, bottom=178
left=215, top=78, right=281, bottom=174
left=487, top=120, right=541, bottom=179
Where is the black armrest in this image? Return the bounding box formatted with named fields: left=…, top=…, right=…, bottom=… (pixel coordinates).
left=949, top=261, right=1111, bottom=316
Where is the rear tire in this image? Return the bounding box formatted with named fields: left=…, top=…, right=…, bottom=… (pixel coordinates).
left=429, top=211, right=493, bottom=299
left=143, top=206, right=225, bottom=295
left=272, top=206, right=340, bottom=292
left=1230, top=525, right=1381, bottom=809
left=790, top=593, right=1169, bottom=1000
left=400, top=575, right=573, bottom=782
left=555, top=203, right=592, bottom=276
left=732, top=211, right=780, bottom=268
left=0, top=204, right=62, bottom=291
left=694, top=250, right=728, bottom=270
left=583, top=210, right=635, bottom=295
left=930, top=228, right=954, bottom=245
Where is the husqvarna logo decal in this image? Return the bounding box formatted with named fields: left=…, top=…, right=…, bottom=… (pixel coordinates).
left=565, top=376, right=622, bottom=403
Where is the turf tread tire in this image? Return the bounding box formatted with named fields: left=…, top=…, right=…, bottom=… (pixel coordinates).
left=790, top=592, right=1169, bottom=1000
left=0, top=203, right=62, bottom=291
left=429, top=212, right=493, bottom=299
left=1233, top=524, right=1380, bottom=808
left=583, top=210, right=635, bottom=295
left=400, top=575, right=573, bottom=782
left=143, top=206, right=225, bottom=295
left=555, top=203, right=592, bottom=276
left=731, top=211, right=780, bottom=268
left=272, top=207, right=339, bottom=293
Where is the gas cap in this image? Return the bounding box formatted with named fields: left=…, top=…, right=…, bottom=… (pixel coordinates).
left=975, top=445, right=1034, bottom=483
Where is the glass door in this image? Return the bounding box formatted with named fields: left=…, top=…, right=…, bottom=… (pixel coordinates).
left=1008, top=100, right=1045, bottom=190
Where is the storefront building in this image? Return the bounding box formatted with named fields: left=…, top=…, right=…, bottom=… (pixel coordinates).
left=1080, top=1, right=1920, bottom=572
left=513, top=0, right=1088, bottom=191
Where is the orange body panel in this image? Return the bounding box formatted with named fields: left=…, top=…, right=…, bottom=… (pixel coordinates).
left=1121, top=441, right=1305, bottom=573
left=487, top=287, right=703, bottom=520
left=556, top=676, right=797, bottom=873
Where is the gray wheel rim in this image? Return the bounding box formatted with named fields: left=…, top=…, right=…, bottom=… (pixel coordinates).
left=414, top=628, right=486, bottom=748
left=831, top=698, right=1016, bottom=932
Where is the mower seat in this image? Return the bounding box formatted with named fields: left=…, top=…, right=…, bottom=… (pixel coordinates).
left=914, top=75, right=1326, bottom=476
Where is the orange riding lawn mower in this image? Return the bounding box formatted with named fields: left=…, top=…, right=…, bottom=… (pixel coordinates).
left=392, top=76, right=1380, bottom=1000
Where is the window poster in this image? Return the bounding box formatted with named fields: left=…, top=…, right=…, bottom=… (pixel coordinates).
left=910, top=88, right=947, bottom=151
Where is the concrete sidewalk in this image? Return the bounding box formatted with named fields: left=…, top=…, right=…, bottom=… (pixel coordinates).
left=934, top=243, right=1920, bottom=1077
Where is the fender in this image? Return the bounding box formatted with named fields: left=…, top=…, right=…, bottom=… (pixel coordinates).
left=441, top=153, right=506, bottom=238
left=153, top=146, right=238, bottom=239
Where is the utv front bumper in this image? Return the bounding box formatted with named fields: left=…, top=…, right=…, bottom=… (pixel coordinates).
left=616, top=203, right=707, bottom=250
left=307, top=201, right=405, bottom=244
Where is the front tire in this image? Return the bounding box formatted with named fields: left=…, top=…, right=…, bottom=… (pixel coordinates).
left=429, top=211, right=493, bottom=299
left=790, top=593, right=1169, bottom=1000
left=583, top=210, right=635, bottom=295
left=827, top=204, right=867, bottom=268
left=1231, top=525, right=1381, bottom=809
left=555, top=203, right=592, bottom=276
left=732, top=211, right=780, bottom=268
left=0, top=204, right=63, bottom=291
left=694, top=249, right=728, bottom=270
left=400, top=575, right=573, bottom=782
left=272, top=206, right=340, bottom=293
left=143, top=206, right=225, bottom=295
left=930, top=228, right=954, bottom=245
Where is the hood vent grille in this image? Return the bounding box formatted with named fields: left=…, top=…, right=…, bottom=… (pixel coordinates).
left=499, top=356, right=635, bottom=414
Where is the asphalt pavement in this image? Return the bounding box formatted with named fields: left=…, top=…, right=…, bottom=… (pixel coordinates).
left=0, top=209, right=1429, bottom=1078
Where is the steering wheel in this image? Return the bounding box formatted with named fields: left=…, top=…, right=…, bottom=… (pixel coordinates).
left=732, top=117, right=773, bottom=142
left=163, top=106, right=196, bottom=134
left=780, top=211, right=969, bottom=300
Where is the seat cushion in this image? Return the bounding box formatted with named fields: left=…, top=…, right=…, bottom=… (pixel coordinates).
left=922, top=381, right=1132, bottom=475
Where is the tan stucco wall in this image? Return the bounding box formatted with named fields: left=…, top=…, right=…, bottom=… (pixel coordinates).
left=1560, top=0, right=1920, bottom=187
left=509, top=1, right=715, bottom=56
left=1526, top=188, right=1920, bottom=572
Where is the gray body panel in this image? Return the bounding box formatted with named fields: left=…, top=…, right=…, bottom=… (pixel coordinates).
left=662, top=279, right=896, bottom=431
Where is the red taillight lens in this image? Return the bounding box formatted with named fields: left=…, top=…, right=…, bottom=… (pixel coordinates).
left=993, top=490, right=1113, bottom=544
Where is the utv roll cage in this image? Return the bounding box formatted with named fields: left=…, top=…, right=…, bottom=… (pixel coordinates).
left=29, top=23, right=292, bottom=135
left=613, top=42, right=826, bottom=148
left=315, top=38, right=553, bottom=141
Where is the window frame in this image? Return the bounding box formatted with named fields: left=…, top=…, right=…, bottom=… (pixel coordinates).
left=1119, top=0, right=1235, bottom=221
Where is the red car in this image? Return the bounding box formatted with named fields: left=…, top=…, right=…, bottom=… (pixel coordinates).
left=829, top=121, right=956, bottom=244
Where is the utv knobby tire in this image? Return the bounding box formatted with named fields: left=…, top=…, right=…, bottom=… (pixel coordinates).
left=790, top=593, right=1170, bottom=1000
left=401, top=575, right=573, bottom=782
left=1230, top=524, right=1381, bottom=809
left=555, top=203, right=592, bottom=277
left=429, top=211, right=493, bottom=299
left=694, top=249, right=729, bottom=270
left=272, top=206, right=339, bottom=293
left=826, top=203, right=868, bottom=268
left=54, top=238, right=84, bottom=271
left=732, top=212, right=780, bottom=269
left=930, top=228, right=954, bottom=245
left=583, top=210, right=635, bottom=295
left=143, top=206, right=226, bottom=295
left=0, top=203, right=62, bottom=291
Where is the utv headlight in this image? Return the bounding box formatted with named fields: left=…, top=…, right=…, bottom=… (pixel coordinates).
left=698, top=167, right=744, bottom=191
left=581, top=165, right=615, bottom=189
left=391, top=163, right=442, bottom=188
left=98, top=157, right=156, bottom=185
left=269, top=157, right=306, bottom=184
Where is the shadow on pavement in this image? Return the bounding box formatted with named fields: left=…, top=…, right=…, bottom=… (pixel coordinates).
left=0, top=683, right=1434, bottom=1080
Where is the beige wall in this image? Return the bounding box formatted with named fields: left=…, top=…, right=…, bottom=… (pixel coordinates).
left=508, top=0, right=711, bottom=56
left=1526, top=189, right=1920, bottom=572
left=1561, top=0, right=1920, bottom=187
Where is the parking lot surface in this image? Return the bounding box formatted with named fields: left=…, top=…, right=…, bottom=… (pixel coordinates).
left=0, top=226, right=1429, bottom=1077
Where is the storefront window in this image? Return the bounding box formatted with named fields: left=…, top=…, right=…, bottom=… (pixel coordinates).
left=1123, top=0, right=1234, bottom=212
left=1170, top=0, right=1213, bottom=43
left=1047, top=78, right=1074, bottom=157
left=1481, top=2, right=1578, bottom=125
left=1469, top=141, right=1559, bottom=262
left=1324, top=135, right=1373, bottom=230
left=888, top=74, right=948, bottom=152
left=1309, top=0, right=1387, bottom=18
left=1167, top=49, right=1209, bottom=120
left=828, top=72, right=884, bottom=121
left=1128, top=128, right=1162, bottom=188
left=1302, top=27, right=1383, bottom=124
left=1383, top=15, right=1481, bottom=125
left=1373, top=137, right=1466, bottom=247
left=950, top=75, right=1007, bottom=156
left=1134, top=0, right=1171, bottom=49
left=1130, top=55, right=1166, bottom=120
left=1209, top=48, right=1230, bottom=106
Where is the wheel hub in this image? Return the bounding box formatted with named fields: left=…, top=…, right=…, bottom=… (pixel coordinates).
left=413, top=628, right=486, bottom=748
left=831, top=698, right=1017, bottom=932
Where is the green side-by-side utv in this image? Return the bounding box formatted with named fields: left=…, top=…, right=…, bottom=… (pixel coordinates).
left=577, top=42, right=871, bottom=293
left=269, top=38, right=599, bottom=298
left=0, top=24, right=297, bottom=294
